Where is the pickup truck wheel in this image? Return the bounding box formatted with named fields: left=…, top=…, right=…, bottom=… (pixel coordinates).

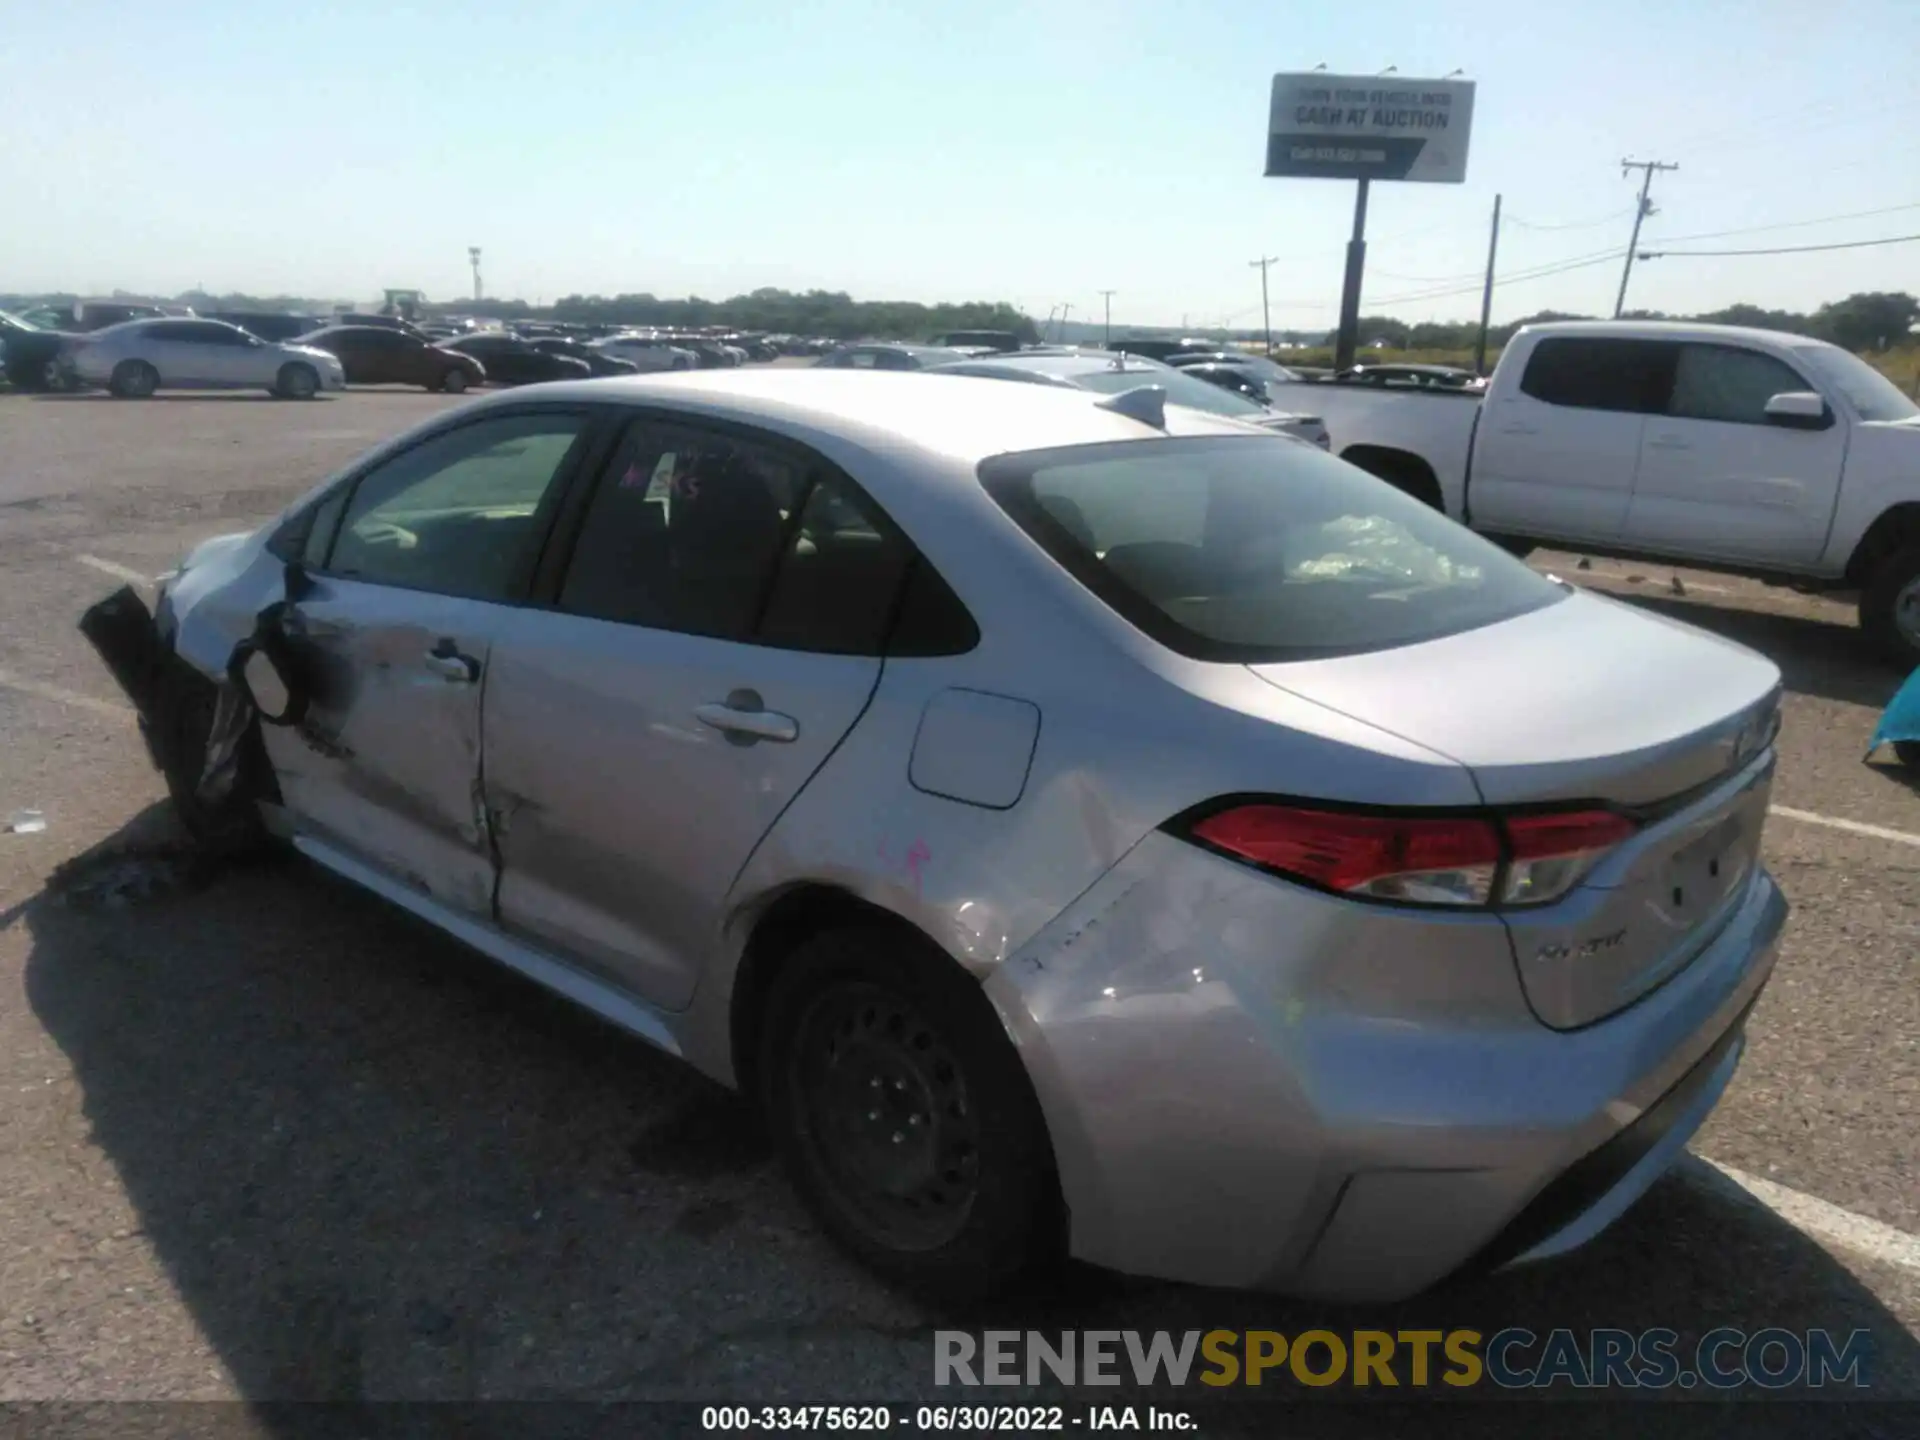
left=1860, top=543, right=1920, bottom=669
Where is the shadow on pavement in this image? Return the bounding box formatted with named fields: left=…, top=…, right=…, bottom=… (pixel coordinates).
left=1607, top=590, right=1901, bottom=710
left=30, top=394, right=331, bottom=404
left=18, top=804, right=1920, bottom=1417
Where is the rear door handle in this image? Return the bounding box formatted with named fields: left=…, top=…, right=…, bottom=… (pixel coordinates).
left=424, top=640, right=479, bottom=684
left=1647, top=435, right=1691, bottom=450
left=695, top=688, right=798, bottom=744
left=1498, top=423, right=1538, bottom=435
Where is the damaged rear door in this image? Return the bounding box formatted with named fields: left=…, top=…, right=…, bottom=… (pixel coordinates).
left=264, top=409, right=598, bottom=915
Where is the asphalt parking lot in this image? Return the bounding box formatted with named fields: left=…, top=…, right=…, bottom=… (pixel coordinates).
left=1, top=387, right=1917, bottom=1421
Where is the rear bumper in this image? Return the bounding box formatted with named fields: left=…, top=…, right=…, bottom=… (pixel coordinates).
left=986, top=832, right=1786, bottom=1300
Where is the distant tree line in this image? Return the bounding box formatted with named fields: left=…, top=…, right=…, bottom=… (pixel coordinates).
left=539, top=287, right=1038, bottom=342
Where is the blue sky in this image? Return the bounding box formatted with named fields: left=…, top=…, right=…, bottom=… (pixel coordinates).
left=4, top=0, right=1917, bottom=328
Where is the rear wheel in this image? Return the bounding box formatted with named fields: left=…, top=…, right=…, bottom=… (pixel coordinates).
left=1895, top=741, right=1920, bottom=770
left=440, top=367, right=470, bottom=394
left=1859, top=543, right=1920, bottom=669
left=275, top=363, right=319, bottom=400
left=110, top=360, right=159, bottom=399
left=758, top=926, right=1061, bottom=1302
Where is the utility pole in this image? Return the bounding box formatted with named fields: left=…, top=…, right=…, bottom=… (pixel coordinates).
left=1249, top=257, right=1278, bottom=356
left=1613, top=159, right=1677, bottom=318
left=469, top=246, right=483, bottom=303
left=1098, top=290, right=1116, bottom=346
left=1473, top=193, right=1502, bottom=376
left=1057, top=303, right=1073, bottom=342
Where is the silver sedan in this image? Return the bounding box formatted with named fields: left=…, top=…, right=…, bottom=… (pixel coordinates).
left=71, top=317, right=346, bottom=398
left=83, top=370, right=1786, bottom=1302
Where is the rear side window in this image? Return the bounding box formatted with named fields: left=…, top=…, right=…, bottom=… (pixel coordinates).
left=1667, top=345, right=1808, bottom=425
left=1518, top=337, right=1673, bottom=413
left=557, top=422, right=975, bottom=655
left=981, top=436, right=1564, bottom=663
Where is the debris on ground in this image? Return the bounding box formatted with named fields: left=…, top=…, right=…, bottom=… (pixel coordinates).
left=1671, top=575, right=1687, bottom=596
left=1577, top=557, right=1592, bottom=570
left=5, top=809, right=47, bottom=835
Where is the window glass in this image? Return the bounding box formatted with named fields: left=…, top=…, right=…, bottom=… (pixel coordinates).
left=1668, top=345, right=1808, bottom=425
left=327, top=413, right=586, bottom=600
left=982, top=435, right=1564, bottom=663
left=758, top=476, right=914, bottom=653
left=558, top=424, right=804, bottom=638
left=1794, top=346, right=1918, bottom=423
left=1518, top=337, right=1673, bottom=413
left=145, top=322, right=200, bottom=342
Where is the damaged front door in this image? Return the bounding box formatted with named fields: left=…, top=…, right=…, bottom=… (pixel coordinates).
left=259, top=410, right=596, bottom=916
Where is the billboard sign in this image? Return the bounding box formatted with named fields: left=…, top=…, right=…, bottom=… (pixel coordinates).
left=1266, top=74, right=1475, bottom=183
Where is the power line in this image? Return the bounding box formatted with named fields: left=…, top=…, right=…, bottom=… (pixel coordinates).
left=1646, top=199, right=1920, bottom=246
left=1640, top=231, right=1920, bottom=259
left=1371, top=248, right=1624, bottom=307
left=1504, top=207, right=1634, bottom=232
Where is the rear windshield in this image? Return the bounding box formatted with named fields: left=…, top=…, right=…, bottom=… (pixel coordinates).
left=980, top=436, right=1566, bottom=662
left=1073, top=364, right=1268, bottom=418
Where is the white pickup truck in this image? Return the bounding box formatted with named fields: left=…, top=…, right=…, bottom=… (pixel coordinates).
left=1304, top=320, right=1920, bottom=665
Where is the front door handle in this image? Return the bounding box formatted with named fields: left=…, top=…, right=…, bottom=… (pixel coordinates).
left=1498, top=423, right=1538, bottom=436
left=424, top=640, right=479, bottom=684
left=695, top=688, right=798, bottom=744
left=1646, top=435, right=1690, bottom=451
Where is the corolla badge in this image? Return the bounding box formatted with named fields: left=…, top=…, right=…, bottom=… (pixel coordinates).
left=1535, top=928, right=1627, bottom=963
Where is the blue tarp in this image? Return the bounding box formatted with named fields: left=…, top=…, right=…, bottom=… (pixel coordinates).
left=1868, top=664, right=1920, bottom=761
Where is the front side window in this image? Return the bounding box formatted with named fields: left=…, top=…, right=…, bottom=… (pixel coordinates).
left=982, top=436, right=1565, bottom=662
left=1667, top=345, right=1808, bottom=426
left=326, top=413, right=588, bottom=601
left=1518, top=337, right=1673, bottom=413
left=1795, top=345, right=1919, bottom=424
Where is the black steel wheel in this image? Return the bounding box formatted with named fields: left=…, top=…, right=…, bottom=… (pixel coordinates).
left=759, top=925, right=1061, bottom=1300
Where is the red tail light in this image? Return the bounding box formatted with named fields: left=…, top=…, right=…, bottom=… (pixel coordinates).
left=1183, top=802, right=1640, bottom=909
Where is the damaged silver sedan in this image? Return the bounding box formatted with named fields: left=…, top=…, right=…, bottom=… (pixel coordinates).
left=84, top=370, right=1787, bottom=1302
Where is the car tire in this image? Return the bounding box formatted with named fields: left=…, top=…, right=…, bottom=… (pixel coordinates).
left=1894, top=741, right=1920, bottom=769
left=441, top=368, right=470, bottom=394
left=151, top=659, right=278, bottom=860
left=1859, top=542, right=1920, bottom=670
left=110, top=360, right=159, bottom=399
left=275, top=363, right=320, bottom=401
left=757, top=924, right=1062, bottom=1303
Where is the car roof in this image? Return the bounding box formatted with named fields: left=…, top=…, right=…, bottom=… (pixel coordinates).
left=1517, top=319, right=1840, bottom=351
left=448, top=368, right=1255, bottom=464
left=936, top=349, right=1171, bottom=380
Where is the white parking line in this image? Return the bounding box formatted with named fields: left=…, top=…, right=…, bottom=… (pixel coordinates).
left=1688, top=1157, right=1920, bottom=1274
left=0, top=668, right=135, bottom=722
left=73, top=554, right=155, bottom=587
left=1770, top=805, right=1920, bottom=849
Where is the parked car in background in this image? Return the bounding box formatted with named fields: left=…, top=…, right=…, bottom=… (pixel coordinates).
left=1, top=309, right=83, bottom=390
left=208, top=311, right=327, bottom=343
left=295, top=325, right=486, bottom=392
left=591, top=334, right=698, bottom=372
left=929, top=329, right=1023, bottom=353
left=26, top=300, right=170, bottom=332
left=927, top=348, right=1330, bottom=447
left=334, top=312, right=432, bottom=340
left=1301, top=319, right=1920, bottom=664
left=440, top=332, right=591, bottom=386
left=816, top=342, right=971, bottom=371
left=89, top=369, right=1786, bottom=1305
left=1334, top=362, right=1484, bottom=391
left=73, top=318, right=345, bottom=398
left=1178, top=363, right=1274, bottom=405
left=529, top=337, right=640, bottom=377
left=1107, top=336, right=1220, bottom=361
left=1169, top=351, right=1305, bottom=385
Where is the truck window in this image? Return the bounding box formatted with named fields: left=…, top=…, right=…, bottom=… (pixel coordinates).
left=1668, top=345, right=1808, bottom=426
left=1518, top=338, right=1673, bottom=414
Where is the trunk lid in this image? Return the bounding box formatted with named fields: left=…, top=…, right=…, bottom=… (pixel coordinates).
left=1250, top=590, right=1782, bottom=1027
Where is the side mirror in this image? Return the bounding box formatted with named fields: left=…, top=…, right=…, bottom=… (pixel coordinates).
left=1763, top=391, right=1832, bottom=430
